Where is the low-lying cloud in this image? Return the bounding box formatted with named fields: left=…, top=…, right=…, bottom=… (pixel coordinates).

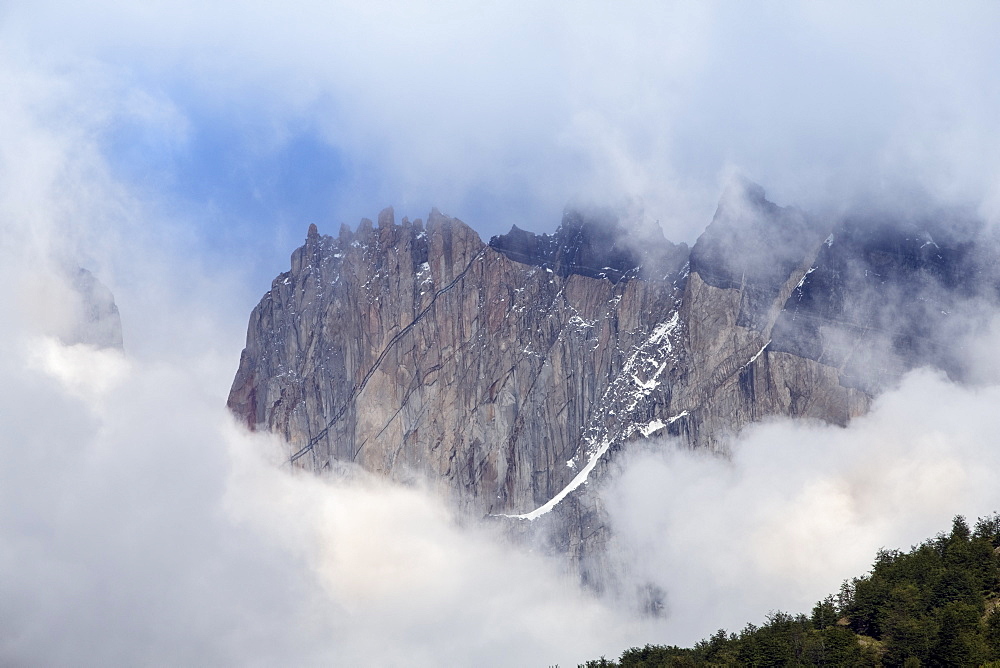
left=0, top=58, right=646, bottom=665
left=604, top=364, right=1000, bottom=647
left=2, top=290, right=652, bottom=667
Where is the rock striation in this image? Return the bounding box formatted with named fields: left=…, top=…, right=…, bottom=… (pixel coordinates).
left=228, top=182, right=999, bottom=575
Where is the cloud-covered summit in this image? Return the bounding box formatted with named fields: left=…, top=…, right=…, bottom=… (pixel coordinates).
left=3, top=2, right=1000, bottom=664
left=4, top=1, right=999, bottom=263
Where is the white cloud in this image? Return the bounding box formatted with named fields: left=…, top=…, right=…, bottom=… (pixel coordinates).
left=603, top=368, right=1000, bottom=646
left=0, top=326, right=646, bottom=666
left=0, top=50, right=646, bottom=667
left=7, top=1, right=998, bottom=242
left=28, top=337, right=131, bottom=398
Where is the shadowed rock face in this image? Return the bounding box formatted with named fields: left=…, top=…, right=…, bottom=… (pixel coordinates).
left=489, top=208, right=689, bottom=283
left=66, top=267, right=124, bottom=350
left=228, top=186, right=999, bottom=576
left=771, top=213, right=1000, bottom=393
left=689, top=180, right=826, bottom=330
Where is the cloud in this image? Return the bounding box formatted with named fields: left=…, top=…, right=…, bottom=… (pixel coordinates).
left=3, top=3, right=1000, bottom=663
left=0, top=331, right=639, bottom=666
left=0, top=49, right=647, bottom=667
left=6, top=1, right=998, bottom=246
left=602, top=367, right=1000, bottom=646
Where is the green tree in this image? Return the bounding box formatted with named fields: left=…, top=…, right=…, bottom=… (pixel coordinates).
left=579, top=512, right=1000, bottom=668
left=931, top=601, right=986, bottom=667
left=879, top=583, right=935, bottom=666
left=974, top=512, right=1000, bottom=546
left=812, top=595, right=838, bottom=630
left=849, top=573, right=892, bottom=637
left=986, top=608, right=1000, bottom=660
left=820, top=626, right=869, bottom=667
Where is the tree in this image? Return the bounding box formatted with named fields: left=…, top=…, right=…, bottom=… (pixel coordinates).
left=987, top=609, right=1000, bottom=661
left=931, top=601, right=986, bottom=667
left=974, top=512, right=1000, bottom=546
left=812, top=595, right=839, bottom=630
left=849, top=574, right=891, bottom=637
left=951, top=515, right=972, bottom=542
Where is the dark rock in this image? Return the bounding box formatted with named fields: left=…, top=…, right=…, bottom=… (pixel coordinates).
left=690, top=178, right=826, bottom=330
left=771, top=213, right=998, bottom=392
left=489, top=207, right=688, bottom=283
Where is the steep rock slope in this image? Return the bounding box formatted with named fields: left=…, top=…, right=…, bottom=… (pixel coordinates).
left=228, top=184, right=997, bottom=569
left=51, top=267, right=124, bottom=349
left=229, top=206, right=688, bottom=515
left=72, top=268, right=123, bottom=349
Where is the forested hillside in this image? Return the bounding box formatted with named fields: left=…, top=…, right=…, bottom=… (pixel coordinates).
left=582, top=514, right=1000, bottom=667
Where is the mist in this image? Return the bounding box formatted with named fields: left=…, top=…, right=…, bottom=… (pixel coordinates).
left=3, top=2, right=1000, bottom=665
left=0, top=168, right=645, bottom=666
left=1, top=331, right=642, bottom=666
left=603, top=365, right=1000, bottom=647
left=0, top=54, right=643, bottom=666
left=4, top=1, right=1000, bottom=252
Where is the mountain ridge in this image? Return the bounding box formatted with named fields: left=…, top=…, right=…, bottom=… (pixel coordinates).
left=227, top=183, right=999, bottom=577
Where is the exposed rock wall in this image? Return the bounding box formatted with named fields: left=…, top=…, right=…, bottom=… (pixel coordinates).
left=229, top=207, right=686, bottom=514
left=229, top=184, right=997, bottom=571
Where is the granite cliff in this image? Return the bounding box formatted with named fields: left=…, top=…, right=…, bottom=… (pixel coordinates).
left=227, top=182, right=999, bottom=577
left=71, top=268, right=123, bottom=350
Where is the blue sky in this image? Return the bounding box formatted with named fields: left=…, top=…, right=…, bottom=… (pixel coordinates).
left=6, top=1, right=1000, bottom=303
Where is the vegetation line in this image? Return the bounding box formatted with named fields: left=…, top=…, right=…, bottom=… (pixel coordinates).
left=581, top=512, right=1000, bottom=667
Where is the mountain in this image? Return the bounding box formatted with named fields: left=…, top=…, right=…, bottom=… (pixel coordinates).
left=61, top=267, right=124, bottom=349
left=227, top=182, right=999, bottom=578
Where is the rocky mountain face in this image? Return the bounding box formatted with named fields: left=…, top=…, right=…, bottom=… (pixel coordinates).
left=227, top=182, right=998, bottom=579
left=55, top=267, right=124, bottom=350
left=72, top=268, right=124, bottom=349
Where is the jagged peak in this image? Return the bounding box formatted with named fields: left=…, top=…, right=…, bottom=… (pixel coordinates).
left=289, top=208, right=481, bottom=278
left=296, top=206, right=693, bottom=284
left=377, top=206, right=395, bottom=228
left=424, top=209, right=483, bottom=244
left=693, top=182, right=820, bottom=277
left=490, top=207, right=687, bottom=283
left=719, top=175, right=767, bottom=207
